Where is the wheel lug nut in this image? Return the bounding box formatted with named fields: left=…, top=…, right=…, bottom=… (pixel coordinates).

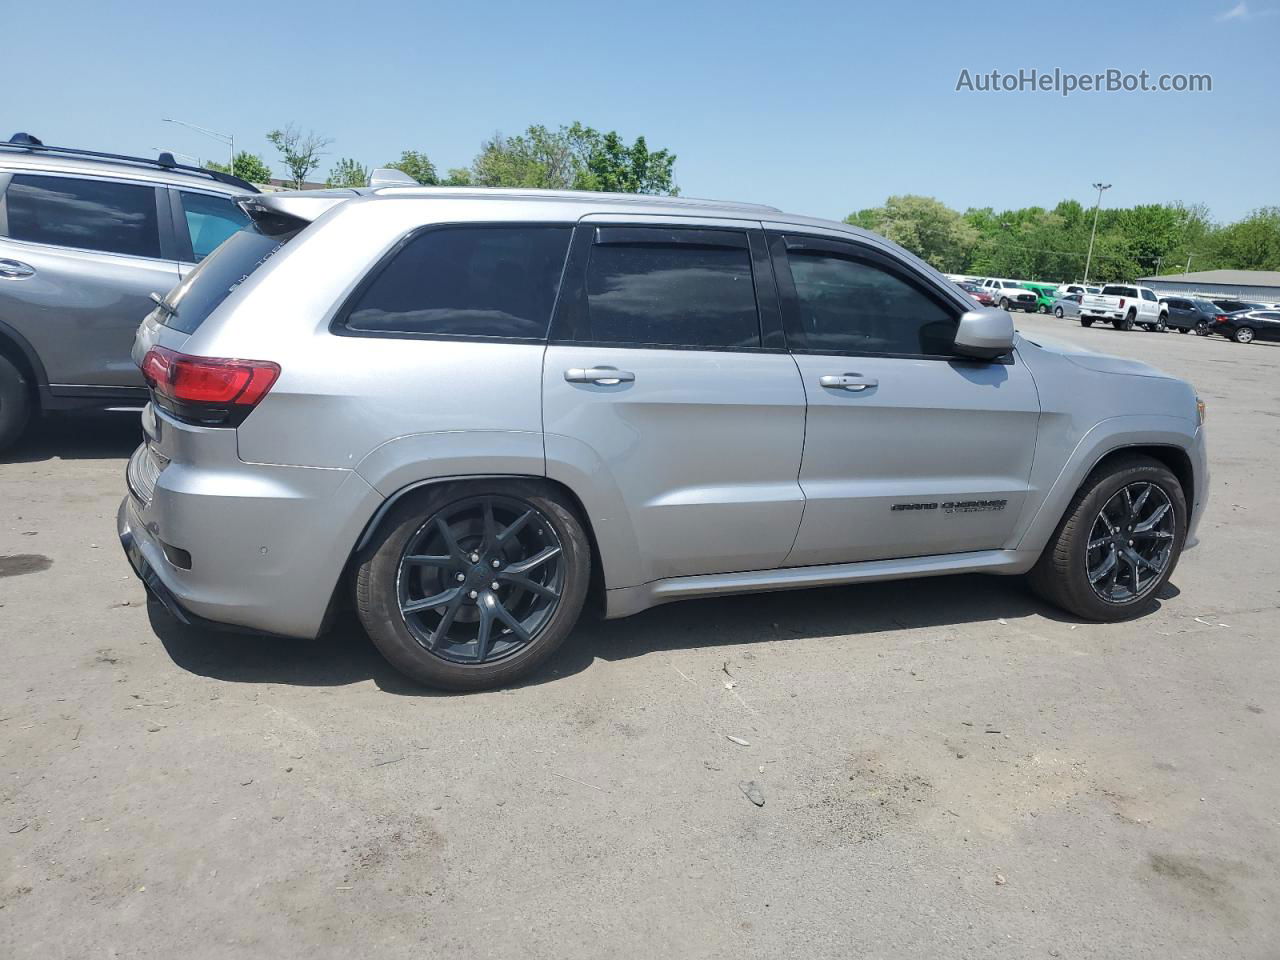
left=492, top=559, right=501, bottom=568
left=456, top=573, right=466, bottom=582
left=468, top=590, right=478, bottom=600
left=470, top=553, right=480, bottom=563
left=491, top=581, right=500, bottom=590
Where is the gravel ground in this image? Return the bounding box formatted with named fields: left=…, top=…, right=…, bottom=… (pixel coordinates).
left=2, top=314, right=1277, bottom=959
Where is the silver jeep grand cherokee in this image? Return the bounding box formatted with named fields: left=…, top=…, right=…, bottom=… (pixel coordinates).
left=118, top=186, right=1208, bottom=690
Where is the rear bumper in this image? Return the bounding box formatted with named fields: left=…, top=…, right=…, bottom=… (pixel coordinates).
left=117, top=436, right=384, bottom=639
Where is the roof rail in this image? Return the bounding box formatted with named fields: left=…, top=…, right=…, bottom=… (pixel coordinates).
left=2, top=133, right=260, bottom=193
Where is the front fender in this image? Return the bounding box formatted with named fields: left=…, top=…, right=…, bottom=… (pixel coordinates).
left=1013, top=414, right=1201, bottom=554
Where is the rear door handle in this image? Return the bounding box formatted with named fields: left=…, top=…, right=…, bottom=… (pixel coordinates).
left=0, top=259, right=35, bottom=280
left=819, top=373, right=878, bottom=391
left=565, top=367, right=635, bottom=385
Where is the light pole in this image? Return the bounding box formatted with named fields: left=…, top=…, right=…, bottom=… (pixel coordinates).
left=1082, top=181, right=1111, bottom=285
left=162, top=118, right=234, bottom=170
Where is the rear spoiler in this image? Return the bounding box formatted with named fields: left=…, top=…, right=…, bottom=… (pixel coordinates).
left=237, top=189, right=360, bottom=236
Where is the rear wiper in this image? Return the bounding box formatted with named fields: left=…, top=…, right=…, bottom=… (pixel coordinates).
left=148, top=291, right=177, bottom=317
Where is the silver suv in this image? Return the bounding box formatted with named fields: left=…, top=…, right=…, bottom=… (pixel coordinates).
left=118, top=186, right=1209, bottom=690
left=0, top=133, right=256, bottom=449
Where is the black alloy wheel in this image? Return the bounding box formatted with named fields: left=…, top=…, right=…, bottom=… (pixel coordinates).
left=1085, top=481, right=1176, bottom=604
left=397, top=495, right=565, bottom=664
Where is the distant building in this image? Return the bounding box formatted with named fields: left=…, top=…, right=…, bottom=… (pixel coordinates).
left=1137, top=269, right=1280, bottom=302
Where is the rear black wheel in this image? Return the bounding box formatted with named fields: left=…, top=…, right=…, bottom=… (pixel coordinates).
left=0, top=355, right=32, bottom=454
left=1233, top=326, right=1255, bottom=344
left=1081, top=317, right=1094, bottom=328
left=1054, top=306, right=1064, bottom=319
left=1028, top=456, right=1186, bottom=621
left=356, top=480, right=590, bottom=690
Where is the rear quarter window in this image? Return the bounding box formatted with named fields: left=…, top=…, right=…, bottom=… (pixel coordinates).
left=339, top=225, right=572, bottom=339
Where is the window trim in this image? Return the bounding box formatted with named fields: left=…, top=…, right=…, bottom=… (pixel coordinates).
left=769, top=232, right=984, bottom=362
left=1, top=170, right=173, bottom=262
left=548, top=222, right=786, bottom=353
left=330, top=220, right=576, bottom=344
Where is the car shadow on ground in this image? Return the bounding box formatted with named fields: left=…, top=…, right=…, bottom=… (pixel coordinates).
left=3, top=414, right=142, bottom=463
left=150, top=573, right=1178, bottom=697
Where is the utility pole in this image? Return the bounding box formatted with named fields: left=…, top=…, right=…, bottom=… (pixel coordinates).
left=1154, top=255, right=1164, bottom=275
left=1186, top=253, right=1194, bottom=273
left=162, top=118, right=234, bottom=170
left=1083, top=181, right=1112, bottom=285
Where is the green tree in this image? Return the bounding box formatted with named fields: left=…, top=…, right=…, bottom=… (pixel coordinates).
left=385, top=150, right=439, bottom=185
left=1209, top=207, right=1280, bottom=271
left=846, top=195, right=977, bottom=272
left=207, top=151, right=272, bottom=184
left=267, top=124, right=333, bottom=189
left=466, top=123, right=677, bottom=194
left=569, top=124, right=677, bottom=194
left=325, top=157, right=370, bottom=188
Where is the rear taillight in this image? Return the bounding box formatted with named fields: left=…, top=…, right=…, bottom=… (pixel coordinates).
left=1214, top=315, right=1229, bottom=325
left=1118, top=298, right=1126, bottom=309
left=141, top=346, right=280, bottom=427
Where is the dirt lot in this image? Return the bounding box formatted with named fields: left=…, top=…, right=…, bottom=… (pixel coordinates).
left=2, top=314, right=1277, bottom=959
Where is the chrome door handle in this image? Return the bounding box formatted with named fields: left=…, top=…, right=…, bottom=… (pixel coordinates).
left=565, top=367, right=635, bottom=385
left=0, top=259, right=35, bottom=280
left=819, top=374, right=878, bottom=391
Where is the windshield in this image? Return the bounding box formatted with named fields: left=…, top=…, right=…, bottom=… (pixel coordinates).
left=159, top=223, right=296, bottom=335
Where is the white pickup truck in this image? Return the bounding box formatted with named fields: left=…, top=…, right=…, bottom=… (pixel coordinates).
left=1079, top=284, right=1169, bottom=332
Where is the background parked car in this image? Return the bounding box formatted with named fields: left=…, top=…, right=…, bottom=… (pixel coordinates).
left=0, top=133, right=256, bottom=451
left=981, top=278, right=1038, bottom=312
left=1205, top=308, right=1280, bottom=344
left=1057, top=283, right=1102, bottom=297
left=1162, top=297, right=1224, bottom=334
left=957, top=280, right=997, bottom=307
left=1024, top=282, right=1060, bottom=313
left=1210, top=298, right=1269, bottom=315
left=1050, top=292, right=1082, bottom=319
left=1080, top=284, right=1168, bottom=331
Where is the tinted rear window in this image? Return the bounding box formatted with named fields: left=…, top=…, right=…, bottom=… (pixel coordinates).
left=582, top=235, right=761, bottom=348
left=342, top=225, right=572, bottom=339
left=5, top=173, right=161, bottom=258
left=1101, top=285, right=1138, bottom=297
left=157, top=223, right=290, bottom=334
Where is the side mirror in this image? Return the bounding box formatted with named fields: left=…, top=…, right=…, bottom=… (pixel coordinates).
left=953, top=309, right=1015, bottom=361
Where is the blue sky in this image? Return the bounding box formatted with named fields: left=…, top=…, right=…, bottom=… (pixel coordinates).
left=7, top=0, right=1278, bottom=221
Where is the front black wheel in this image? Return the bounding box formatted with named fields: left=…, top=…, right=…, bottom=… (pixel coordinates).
left=1054, top=306, right=1064, bottom=318
left=1028, top=456, right=1186, bottom=621
left=356, top=481, right=590, bottom=690
left=0, top=355, right=32, bottom=454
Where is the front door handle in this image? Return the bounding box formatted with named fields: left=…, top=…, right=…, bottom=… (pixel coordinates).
left=565, top=367, right=635, bottom=385
left=819, top=373, right=878, bottom=391
left=0, top=259, right=35, bottom=280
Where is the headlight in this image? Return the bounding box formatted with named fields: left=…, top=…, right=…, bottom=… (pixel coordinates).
left=1196, top=397, right=1206, bottom=425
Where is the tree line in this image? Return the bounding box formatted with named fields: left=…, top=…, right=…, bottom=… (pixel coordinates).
left=207, top=121, right=677, bottom=196
left=845, top=195, right=1280, bottom=281
left=209, top=125, right=1278, bottom=279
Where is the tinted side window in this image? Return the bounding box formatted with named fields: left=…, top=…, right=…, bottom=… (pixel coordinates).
left=180, top=191, right=249, bottom=262
left=1141, top=289, right=1158, bottom=302
left=786, top=250, right=957, bottom=356
left=344, top=225, right=571, bottom=339
left=5, top=174, right=161, bottom=258
left=582, top=233, right=760, bottom=348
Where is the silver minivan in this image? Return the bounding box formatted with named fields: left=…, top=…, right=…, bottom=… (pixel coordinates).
left=0, top=133, right=255, bottom=449
left=119, top=187, right=1209, bottom=690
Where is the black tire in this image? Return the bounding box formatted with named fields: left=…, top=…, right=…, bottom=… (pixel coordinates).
left=1195, top=323, right=1210, bottom=336
left=0, top=354, right=32, bottom=453
left=1081, top=317, right=1094, bottom=328
left=355, top=479, right=591, bottom=690
left=1054, top=306, right=1064, bottom=319
left=1233, top=326, right=1255, bottom=344
left=999, top=297, right=1010, bottom=310
left=1114, top=311, right=1135, bottom=331
left=1177, top=327, right=1188, bottom=334
left=1028, top=455, right=1187, bottom=622
left=1038, top=305, right=1048, bottom=314
left=1154, top=314, right=1168, bottom=333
